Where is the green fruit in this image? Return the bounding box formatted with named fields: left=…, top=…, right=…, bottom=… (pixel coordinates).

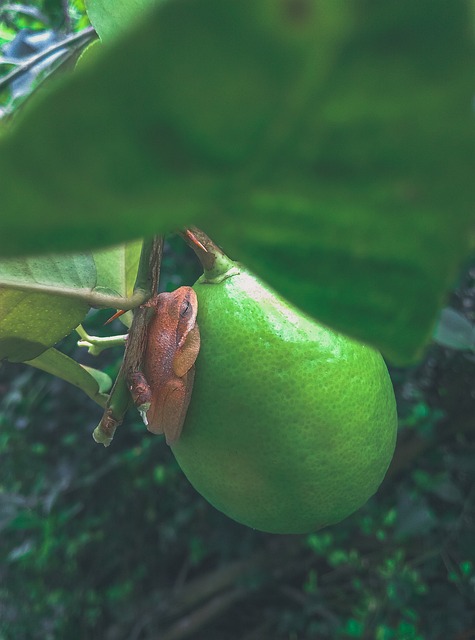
left=171, top=261, right=397, bottom=534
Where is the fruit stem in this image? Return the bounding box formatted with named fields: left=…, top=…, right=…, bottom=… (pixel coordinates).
left=180, top=227, right=240, bottom=283
left=76, top=325, right=127, bottom=355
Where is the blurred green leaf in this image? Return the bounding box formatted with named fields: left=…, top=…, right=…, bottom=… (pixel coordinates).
left=0, top=0, right=351, bottom=256
left=0, top=0, right=472, bottom=364
left=211, top=2, right=475, bottom=364
left=85, top=0, right=161, bottom=41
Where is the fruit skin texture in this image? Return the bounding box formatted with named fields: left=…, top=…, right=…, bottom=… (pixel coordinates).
left=171, top=268, right=397, bottom=534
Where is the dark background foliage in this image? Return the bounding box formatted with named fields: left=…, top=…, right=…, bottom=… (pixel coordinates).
left=1, top=3, right=475, bottom=639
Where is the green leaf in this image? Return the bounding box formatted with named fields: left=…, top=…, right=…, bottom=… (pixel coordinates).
left=0, top=243, right=143, bottom=361
left=93, top=241, right=142, bottom=297
left=85, top=0, right=162, bottom=41
left=0, top=254, right=95, bottom=362
left=0, top=0, right=473, bottom=363
left=0, top=0, right=352, bottom=257
left=93, top=240, right=142, bottom=326
left=26, top=347, right=111, bottom=406
left=81, top=365, right=113, bottom=394
left=210, top=2, right=475, bottom=363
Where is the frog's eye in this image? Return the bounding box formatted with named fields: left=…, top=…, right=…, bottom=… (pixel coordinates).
left=180, top=298, right=191, bottom=318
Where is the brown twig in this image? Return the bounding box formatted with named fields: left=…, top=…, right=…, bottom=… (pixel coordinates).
left=93, top=236, right=164, bottom=446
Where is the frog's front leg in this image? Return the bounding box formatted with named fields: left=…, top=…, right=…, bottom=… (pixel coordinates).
left=127, top=370, right=194, bottom=444
left=127, top=371, right=152, bottom=426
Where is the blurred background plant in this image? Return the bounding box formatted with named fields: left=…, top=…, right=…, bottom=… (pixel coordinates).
left=0, top=1, right=93, bottom=118
left=1, top=3, right=474, bottom=639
